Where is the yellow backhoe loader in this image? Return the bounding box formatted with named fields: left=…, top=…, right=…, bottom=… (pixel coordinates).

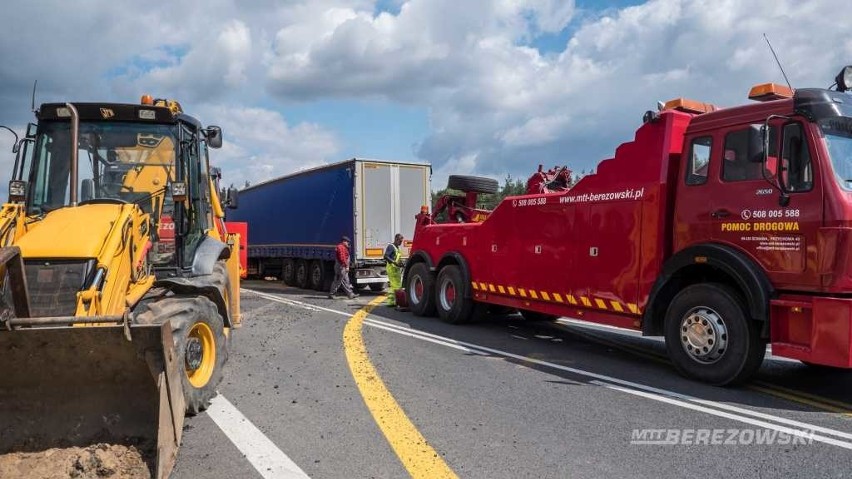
left=0, top=96, right=242, bottom=478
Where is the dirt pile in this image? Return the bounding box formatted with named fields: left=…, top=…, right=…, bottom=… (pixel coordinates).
left=0, top=443, right=152, bottom=478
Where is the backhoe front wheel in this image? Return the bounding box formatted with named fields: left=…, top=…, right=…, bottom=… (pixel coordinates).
left=134, top=296, right=228, bottom=415
left=664, top=284, right=765, bottom=386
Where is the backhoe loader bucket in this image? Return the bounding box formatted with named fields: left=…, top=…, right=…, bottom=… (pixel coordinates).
left=0, top=321, right=186, bottom=479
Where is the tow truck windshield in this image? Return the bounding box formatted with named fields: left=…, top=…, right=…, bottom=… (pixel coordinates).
left=820, top=116, right=852, bottom=190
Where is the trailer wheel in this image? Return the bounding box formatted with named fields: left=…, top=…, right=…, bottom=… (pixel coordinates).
left=664, top=283, right=765, bottom=386
left=435, top=265, right=474, bottom=324
left=408, top=262, right=436, bottom=317
left=282, top=259, right=296, bottom=286
left=520, top=310, right=558, bottom=322
left=447, top=175, right=499, bottom=194
left=309, top=260, right=325, bottom=291
left=133, top=296, right=227, bottom=415
left=295, top=260, right=309, bottom=289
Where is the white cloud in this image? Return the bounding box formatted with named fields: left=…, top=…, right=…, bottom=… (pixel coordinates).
left=196, top=105, right=340, bottom=189
left=2, top=0, right=852, bottom=197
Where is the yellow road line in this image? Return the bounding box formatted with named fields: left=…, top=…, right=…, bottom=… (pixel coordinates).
left=343, top=297, right=458, bottom=479
left=750, top=383, right=852, bottom=417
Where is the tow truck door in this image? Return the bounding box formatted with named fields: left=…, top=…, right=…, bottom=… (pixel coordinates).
left=709, top=122, right=822, bottom=290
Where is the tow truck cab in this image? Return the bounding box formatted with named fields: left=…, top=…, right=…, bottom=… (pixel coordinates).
left=667, top=83, right=852, bottom=368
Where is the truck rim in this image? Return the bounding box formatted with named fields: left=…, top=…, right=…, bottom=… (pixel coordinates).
left=439, top=277, right=456, bottom=311
left=186, top=322, right=216, bottom=388
left=679, top=306, right=728, bottom=364
left=410, top=275, right=424, bottom=305
left=311, top=264, right=321, bottom=285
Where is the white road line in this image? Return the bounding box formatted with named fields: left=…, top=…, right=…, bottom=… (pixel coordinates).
left=207, top=395, right=310, bottom=479
left=242, top=288, right=852, bottom=449
left=596, top=381, right=852, bottom=450
left=364, top=319, right=489, bottom=356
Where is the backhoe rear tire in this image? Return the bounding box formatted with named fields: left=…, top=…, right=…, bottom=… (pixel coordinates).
left=133, top=296, right=228, bottom=415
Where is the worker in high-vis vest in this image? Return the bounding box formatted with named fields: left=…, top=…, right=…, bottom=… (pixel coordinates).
left=384, top=233, right=405, bottom=306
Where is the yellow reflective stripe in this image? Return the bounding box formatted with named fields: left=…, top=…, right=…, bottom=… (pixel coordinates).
left=488, top=284, right=496, bottom=293
left=519, top=289, right=527, bottom=298
left=529, top=290, right=539, bottom=299
left=508, top=287, right=516, bottom=296
left=540, top=291, right=550, bottom=301
left=628, top=303, right=640, bottom=314
left=581, top=297, right=592, bottom=307
left=611, top=301, right=624, bottom=313
left=497, top=285, right=506, bottom=294
left=471, top=282, right=479, bottom=291
left=479, top=282, right=487, bottom=291
left=553, top=293, right=563, bottom=303
left=594, top=298, right=607, bottom=310
left=567, top=295, right=577, bottom=305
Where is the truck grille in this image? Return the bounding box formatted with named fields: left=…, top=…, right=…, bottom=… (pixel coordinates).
left=24, top=260, right=90, bottom=317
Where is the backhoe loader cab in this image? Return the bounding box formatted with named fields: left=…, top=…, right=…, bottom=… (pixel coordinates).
left=0, top=96, right=241, bottom=478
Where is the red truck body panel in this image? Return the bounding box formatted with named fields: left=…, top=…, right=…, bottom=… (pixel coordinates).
left=413, top=111, right=692, bottom=328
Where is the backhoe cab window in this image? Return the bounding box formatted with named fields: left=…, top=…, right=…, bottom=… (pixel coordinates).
left=29, top=121, right=178, bottom=213
left=820, top=117, right=852, bottom=191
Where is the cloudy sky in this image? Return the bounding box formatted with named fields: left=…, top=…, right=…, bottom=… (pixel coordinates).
left=1, top=0, right=850, bottom=195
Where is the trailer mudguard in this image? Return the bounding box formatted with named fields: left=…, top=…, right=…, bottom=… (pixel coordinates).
left=643, top=243, right=774, bottom=336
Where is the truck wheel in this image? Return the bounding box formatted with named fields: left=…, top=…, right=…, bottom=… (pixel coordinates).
left=520, top=310, right=558, bottom=322
left=447, top=175, right=499, bottom=194
left=309, top=260, right=325, bottom=291
left=282, top=259, right=296, bottom=286
left=369, top=283, right=387, bottom=292
left=133, top=296, right=227, bottom=415
left=664, top=284, right=765, bottom=386
left=295, top=260, right=309, bottom=289
left=435, top=265, right=474, bottom=324
left=408, top=262, right=436, bottom=317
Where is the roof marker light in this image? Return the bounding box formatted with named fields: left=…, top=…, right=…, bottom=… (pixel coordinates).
left=661, top=98, right=718, bottom=114
left=748, top=83, right=793, bottom=102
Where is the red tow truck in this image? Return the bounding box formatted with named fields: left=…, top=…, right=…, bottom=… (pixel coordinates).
left=403, top=67, right=852, bottom=385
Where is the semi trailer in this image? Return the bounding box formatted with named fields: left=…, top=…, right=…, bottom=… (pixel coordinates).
left=230, top=158, right=431, bottom=291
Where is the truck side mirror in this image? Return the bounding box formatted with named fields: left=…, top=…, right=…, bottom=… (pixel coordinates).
left=226, top=187, right=238, bottom=209
left=748, top=124, right=765, bottom=163
left=761, top=116, right=792, bottom=206
left=206, top=126, right=223, bottom=149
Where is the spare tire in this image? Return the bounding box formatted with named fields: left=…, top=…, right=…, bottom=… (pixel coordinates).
left=447, top=175, right=499, bottom=194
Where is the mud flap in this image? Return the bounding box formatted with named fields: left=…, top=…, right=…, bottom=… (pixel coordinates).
left=0, top=323, right=185, bottom=479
